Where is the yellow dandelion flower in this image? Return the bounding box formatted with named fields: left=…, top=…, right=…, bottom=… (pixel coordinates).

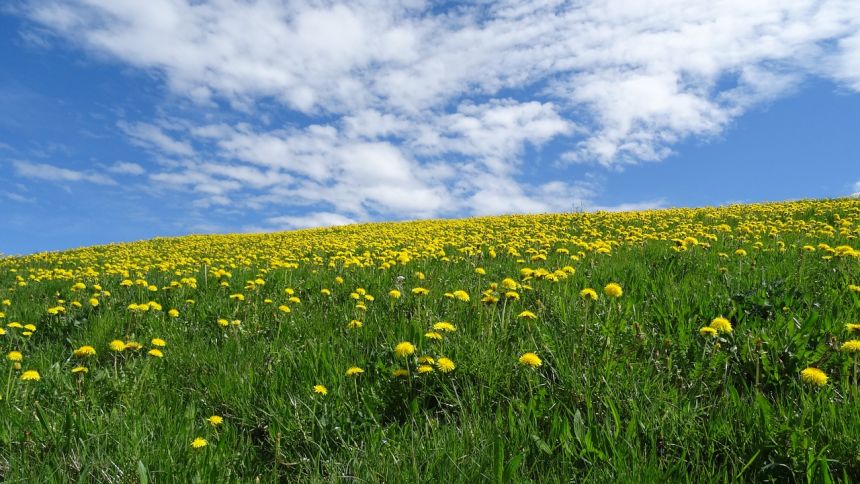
left=433, top=322, right=456, bottom=332
left=452, top=290, right=470, bottom=302
left=518, top=310, right=537, bottom=320
left=125, top=341, right=142, bottom=351
left=313, top=385, right=328, bottom=395
left=579, top=288, right=598, bottom=300
left=392, top=368, right=409, bottom=377
left=424, top=331, right=443, bottom=340
left=191, top=437, right=208, bottom=449
left=109, top=340, right=126, bottom=352
left=147, top=349, right=164, bottom=358
left=71, top=366, right=88, bottom=374
left=699, top=327, right=717, bottom=337
left=395, top=341, right=415, bottom=357
left=389, top=289, right=401, bottom=299
left=73, top=345, right=97, bottom=357
left=417, top=364, right=434, bottom=374
left=151, top=338, right=166, bottom=347
left=7, top=351, right=23, bottom=362
left=437, top=357, right=455, bottom=373
left=710, top=317, right=733, bottom=334
left=20, top=370, right=40, bottom=381
left=735, top=249, right=747, bottom=256
left=217, top=318, right=229, bottom=327
left=846, top=323, right=860, bottom=333
left=207, top=415, right=223, bottom=426
left=411, top=287, right=429, bottom=295
left=840, top=340, right=860, bottom=353
left=518, top=352, right=542, bottom=368
left=168, top=309, right=179, bottom=317
left=603, top=283, right=623, bottom=298
left=345, top=366, right=364, bottom=376
left=347, top=320, right=363, bottom=329
left=800, top=367, right=828, bottom=387
left=418, top=356, right=435, bottom=365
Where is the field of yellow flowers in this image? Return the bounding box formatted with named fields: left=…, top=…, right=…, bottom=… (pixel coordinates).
left=1, top=199, right=859, bottom=481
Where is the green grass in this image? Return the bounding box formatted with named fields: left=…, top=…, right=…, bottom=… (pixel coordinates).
left=0, top=200, right=859, bottom=482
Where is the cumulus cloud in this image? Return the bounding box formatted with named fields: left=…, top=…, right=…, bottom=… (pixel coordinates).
left=13, top=160, right=116, bottom=185
left=19, top=0, right=860, bottom=228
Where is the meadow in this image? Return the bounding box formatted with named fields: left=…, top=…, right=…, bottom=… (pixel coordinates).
left=0, top=198, right=859, bottom=482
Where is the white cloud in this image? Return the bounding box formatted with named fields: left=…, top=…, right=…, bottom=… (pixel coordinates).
left=13, top=160, right=116, bottom=185
left=108, top=161, right=145, bottom=175
left=118, top=121, right=194, bottom=157
left=263, top=212, right=358, bottom=231
left=20, top=0, right=860, bottom=223
left=853, top=180, right=860, bottom=196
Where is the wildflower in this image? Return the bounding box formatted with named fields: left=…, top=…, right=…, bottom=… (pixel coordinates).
left=603, top=283, right=623, bottom=298
left=148, top=349, right=164, bottom=358
left=840, top=340, right=860, bottom=352
left=518, top=310, right=537, bottom=320
left=207, top=415, right=223, bottom=426
left=168, top=309, right=179, bottom=317
left=313, top=385, right=328, bottom=396
left=800, top=367, right=828, bottom=387
left=109, top=340, right=126, bottom=352
left=519, top=352, right=542, bottom=368
left=89, top=298, right=99, bottom=307
left=388, top=289, right=401, bottom=299
left=73, top=345, right=97, bottom=357
left=710, top=317, right=733, bottom=334
left=846, top=323, right=860, bottom=333
left=475, top=267, right=486, bottom=275
left=580, top=288, right=598, bottom=300
left=151, top=338, right=166, bottom=347
left=7, top=351, right=23, bottom=362
left=278, top=305, right=291, bottom=313
left=392, top=368, right=409, bottom=377
left=735, top=249, right=747, bottom=256
left=699, top=327, right=717, bottom=337
left=395, top=341, right=416, bottom=357
left=452, top=290, right=470, bottom=302
left=321, top=288, right=331, bottom=296
left=411, top=287, right=429, bottom=295
left=505, top=291, right=520, bottom=300
left=424, top=331, right=443, bottom=340
left=24, top=324, right=36, bottom=332
left=71, top=366, right=88, bottom=374
left=850, top=284, right=860, bottom=294
left=347, top=320, right=363, bottom=329
left=229, top=293, right=245, bottom=301
left=345, top=366, right=364, bottom=376
left=433, top=322, right=457, bottom=332
left=20, top=370, right=40, bottom=381
left=334, top=276, right=344, bottom=284
left=502, top=278, right=519, bottom=290
left=191, top=437, right=208, bottom=449
left=437, top=357, right=455, bottom=373
left=417, top=365, right=434, bottom=374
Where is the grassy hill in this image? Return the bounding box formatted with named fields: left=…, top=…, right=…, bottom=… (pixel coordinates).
left=1, top=199, right=859, bottom=481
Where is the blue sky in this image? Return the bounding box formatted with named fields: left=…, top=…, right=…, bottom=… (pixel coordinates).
left=1, top=1, right=859, bottom=255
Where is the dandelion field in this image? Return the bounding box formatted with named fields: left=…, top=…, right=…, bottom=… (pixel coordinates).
left=1, top=199, right=859, bottom=481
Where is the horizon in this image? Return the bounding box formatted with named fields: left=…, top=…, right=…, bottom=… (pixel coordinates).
left=2, top=195, right=853, bottom=257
